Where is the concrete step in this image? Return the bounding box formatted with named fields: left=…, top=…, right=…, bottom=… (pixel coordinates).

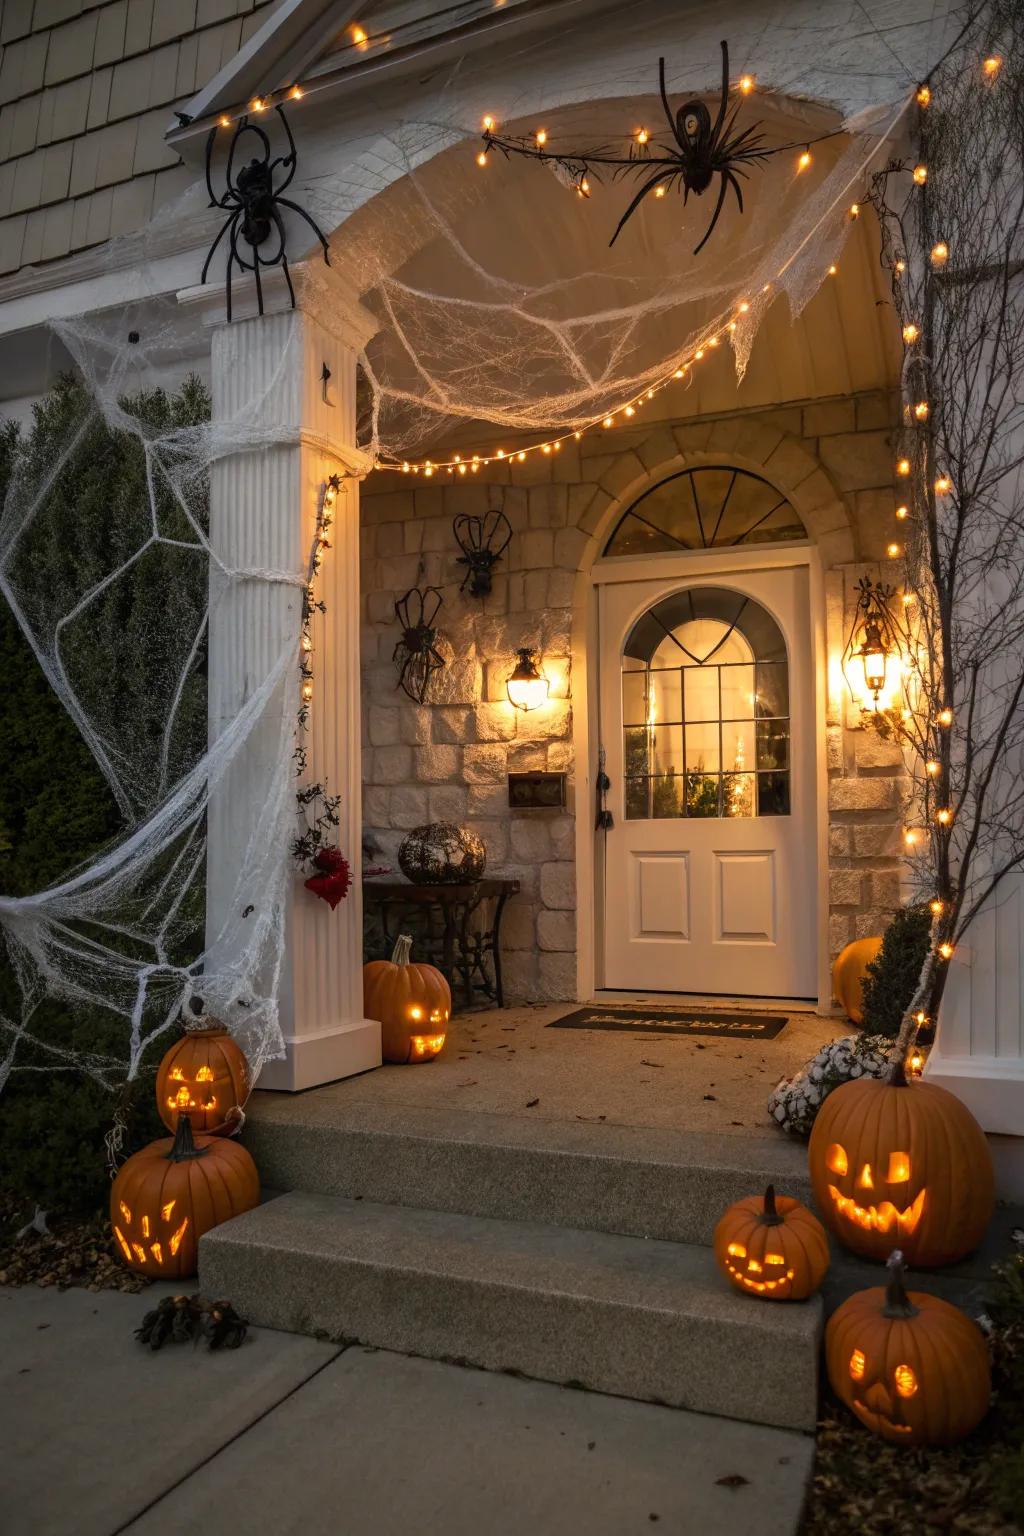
left=242, top=1097, right=813, bottom=1247
left=199, top=1190, right=823, bottom=1431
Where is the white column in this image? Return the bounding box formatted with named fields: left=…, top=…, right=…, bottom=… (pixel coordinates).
left=927, top=880, right=1024, bottom=1136
left=178, top=268, right=381, bottom=1091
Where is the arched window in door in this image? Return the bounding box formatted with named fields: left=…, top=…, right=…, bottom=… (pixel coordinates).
left=604, top=467, right=806, bottom=556
left=622, top=587, right=790, bottom=820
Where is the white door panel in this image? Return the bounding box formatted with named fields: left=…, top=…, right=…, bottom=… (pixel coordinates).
left=600, top=564, right=817, bottom=997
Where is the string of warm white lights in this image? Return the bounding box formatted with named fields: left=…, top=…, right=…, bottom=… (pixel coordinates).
left=886, top=50, right=1004, bottom=1001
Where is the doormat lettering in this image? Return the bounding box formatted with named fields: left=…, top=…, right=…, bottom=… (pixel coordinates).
left=547, top=1007, right=788, bottom=1040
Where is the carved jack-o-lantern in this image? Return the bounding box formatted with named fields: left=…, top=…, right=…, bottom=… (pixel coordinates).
left=808, top=1066, right=994, bottom=1267
left=156, top=1021, right=250, bottom=1135
left=826, top=1251, right=990, bottom=1445
left=110, top=1115, right=259, bottom=1279
left=713, top=1184, right=830, bottom=1301
left=363, top=934, right=451, bottom=1063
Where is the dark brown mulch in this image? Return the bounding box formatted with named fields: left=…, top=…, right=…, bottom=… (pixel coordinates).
left=0, top=1193, right=151, bottom=1294
left=802, top=1316, right=1024, bottom=1536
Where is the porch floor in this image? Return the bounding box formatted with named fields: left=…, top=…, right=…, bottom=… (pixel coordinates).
left=288, top=999, right=840, bottom=1138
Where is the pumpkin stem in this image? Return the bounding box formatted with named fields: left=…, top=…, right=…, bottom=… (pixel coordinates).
left=166, top=1113, right=209, bottom=1163
left=390, top=933, right=414, bottom=967
left=761, top=1183, right=784, bottom=1226
left=887, top=1053, right=910, bottom=1088
left=882, top=1250, right=920, bottom=1318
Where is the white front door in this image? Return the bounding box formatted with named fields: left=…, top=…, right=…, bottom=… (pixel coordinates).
left=599, top=561, right=817, bottom=997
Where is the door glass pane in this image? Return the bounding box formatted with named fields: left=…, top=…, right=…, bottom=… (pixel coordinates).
left=686, top=771, right=721, bottom=817
left=683, top=666, right=719, bottom=723
left=757, top=772, right=791, bottom=816
left=757, top=721, right=790, bottom=771
left=650, top=722, right=684, bottom=778
left=621, top=587, right=791, bottom=820
left=755, top=661, right=789, bottom=719
left=684, top=722, right=720, bottom=774
left=721, top=663, right=755, bottom=721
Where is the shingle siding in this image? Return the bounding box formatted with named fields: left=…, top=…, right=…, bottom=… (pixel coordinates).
left=0, top=0, right=278, bottom=276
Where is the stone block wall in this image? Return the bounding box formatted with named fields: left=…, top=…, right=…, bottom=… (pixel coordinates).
left=359, top=386, right=908, bottom=1003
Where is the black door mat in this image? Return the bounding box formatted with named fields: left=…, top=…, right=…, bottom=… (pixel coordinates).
left=547, top=1007, right=788, bottom=1040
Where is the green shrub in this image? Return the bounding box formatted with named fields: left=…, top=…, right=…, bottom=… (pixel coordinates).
left=0, top=374, right=209, bottom=1214
left=859, top=903, right=932, bottom=1039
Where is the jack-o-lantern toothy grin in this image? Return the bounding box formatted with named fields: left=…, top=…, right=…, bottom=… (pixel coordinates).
left=824, top=1140, right=927, bottom=1238
left=808, top=1071, right=994, bottom=1267
left=723, top=1245, right=796, bottom=1294
left=713, top=1183, right=829, bottom=1303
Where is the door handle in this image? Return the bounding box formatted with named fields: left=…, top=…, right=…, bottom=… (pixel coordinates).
left=596, top=753, right=613, bottom=831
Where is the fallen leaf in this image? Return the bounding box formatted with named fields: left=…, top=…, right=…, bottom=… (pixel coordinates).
left=715, top=1474, right=749, bottom=1489
left=640, top=1059, right=664, bottom=1068
left=526, top=1098, right=539, bottom=1107
left=456, top=1079, right=478, bottom=1088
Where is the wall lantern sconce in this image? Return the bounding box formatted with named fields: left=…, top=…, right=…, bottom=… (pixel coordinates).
left=843, top=577, right=898, bottom=711
left=453, top=510, right=512, bottom=597
left=507, top=648, right=549, bottom=712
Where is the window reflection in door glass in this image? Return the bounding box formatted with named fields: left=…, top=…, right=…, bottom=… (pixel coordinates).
left=621, top=588, right=790, bottom=820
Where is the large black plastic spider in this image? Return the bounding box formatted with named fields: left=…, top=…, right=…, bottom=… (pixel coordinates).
left=481, top=41, right=770, bottom=257
left=393, top=587, right=446, bottom=704
left=202, top=105, right=330, bottom=320
left=610, top=42, right=769, bottom=252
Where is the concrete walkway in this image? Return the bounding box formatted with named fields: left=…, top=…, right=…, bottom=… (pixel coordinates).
left=1, top=1282, right=814, bottom=1536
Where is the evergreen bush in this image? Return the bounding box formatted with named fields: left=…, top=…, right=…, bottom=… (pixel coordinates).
left=859, top=902, right=933, bottom=1039
left=0, top=374, right=209, bottom=1214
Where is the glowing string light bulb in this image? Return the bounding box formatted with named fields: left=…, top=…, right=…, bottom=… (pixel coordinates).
left=937, top=706, right=953, bottom=726
left=913, top=401, right=929, bottom=421
left=938, top=941, right=954, bottom=960
left=931, top=241, right=949, bottom=266
left=916, top=84, right=932, bottom=106
left=936, top=807, right=953, bottom=826
left=797, top=148, right=812, bottom=172
left=896, top=458, right=911, bottom=477
left=935, top=475, right=951, bottom=494
left=896, top=505, right=909, bottom=520
left=912, top=164, right=928, bottom=185
left=903, top=322, right=919, bottom=343
left=983, top=55, right=1002, bottom=77
left=738, top=74, right=755, bottom=94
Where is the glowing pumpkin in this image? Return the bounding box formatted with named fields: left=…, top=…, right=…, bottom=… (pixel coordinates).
left=808, top=1064, right=994, bottom=1266
left=826, top=1250, right=990, bottom=1445
left=363, top=933, right=451, bottom=1063
left=110, top=1116, right=259, bottom=1279
left=832, top=936, right=883, bottom=1024
left=156, top=1020, right=250, bottom=1135
left=713, top=1184, right=829, bottom=1301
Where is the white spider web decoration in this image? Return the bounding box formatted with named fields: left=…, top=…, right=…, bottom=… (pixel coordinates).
left=0, top=0, right=964, bottom=1140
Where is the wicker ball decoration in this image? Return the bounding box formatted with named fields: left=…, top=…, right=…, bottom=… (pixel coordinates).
left=398, top=822, right=486, bottom=885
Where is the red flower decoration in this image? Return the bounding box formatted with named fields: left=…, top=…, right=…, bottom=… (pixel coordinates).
left=304, top=847, right=351, bottom=909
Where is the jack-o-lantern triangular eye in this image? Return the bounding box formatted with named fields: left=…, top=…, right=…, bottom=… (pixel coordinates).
left=887, top=1152, right=911, bottom=1182
left=849, top=1349, right=866, bottom=1380
left=827, top=1144, right=848, bottom=1176
left=857, top=1164, right=874, bottom=1191
left=894, top=1363, right=918, bottom=1397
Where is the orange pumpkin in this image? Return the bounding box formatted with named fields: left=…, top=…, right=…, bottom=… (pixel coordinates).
left=363, top=933, right=451, bottom=1063
left=832, top=936, right=883, bottom=1024
left=110, top=1115, right=259, bottom=1279
left=713, top=1184, right=829, bottom=1301
left=826, top=1251, right=990, bottom=1445
left=808, top=1065, right=994, bottom=1266
left=156, top=1019, right=250, bottom=1135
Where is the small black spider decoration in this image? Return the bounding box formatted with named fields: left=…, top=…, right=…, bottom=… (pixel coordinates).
left=202, top=105, right=331, bottom=320
left=393, top=586, right=446, bottom=704
left=453, top=510, right=513, bottom=597
left=481, top=41, right=771, bottom=256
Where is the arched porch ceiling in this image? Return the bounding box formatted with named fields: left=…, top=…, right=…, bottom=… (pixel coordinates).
left=323, top=85, right=901, bottom=455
